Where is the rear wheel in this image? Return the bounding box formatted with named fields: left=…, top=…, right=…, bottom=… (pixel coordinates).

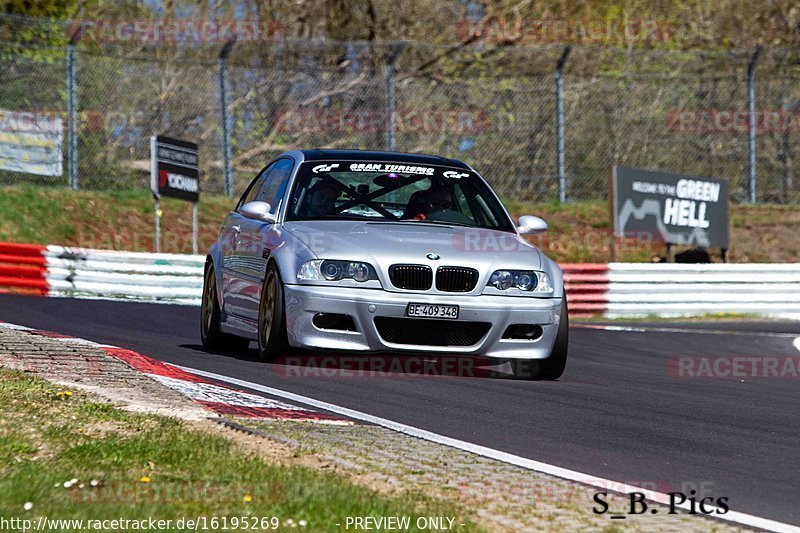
left=510, top=297, right=569, bottom=380
left=257, top=262, right=288, bottom=362
left=201, top=263, right=250, bottom=352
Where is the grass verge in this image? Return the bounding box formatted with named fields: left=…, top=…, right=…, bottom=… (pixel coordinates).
left=0, top=369, right=480, bottom=531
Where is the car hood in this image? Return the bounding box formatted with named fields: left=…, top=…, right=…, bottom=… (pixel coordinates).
left=282, top=220, right=542, bottom=272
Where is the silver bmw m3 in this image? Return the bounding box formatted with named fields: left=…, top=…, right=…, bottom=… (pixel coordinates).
left=202, top=149, right=568, bottom=379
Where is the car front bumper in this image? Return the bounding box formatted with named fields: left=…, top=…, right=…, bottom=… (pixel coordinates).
left=283, top=284, right=563, bottom=359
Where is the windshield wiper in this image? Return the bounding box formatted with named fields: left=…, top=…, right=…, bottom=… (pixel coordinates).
left=407, top=219, right=481, bottom=229
left=299, top=215, right=387, bottom=222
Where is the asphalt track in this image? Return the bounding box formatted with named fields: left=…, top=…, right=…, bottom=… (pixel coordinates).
left=2, top=293, right=800, bottom=527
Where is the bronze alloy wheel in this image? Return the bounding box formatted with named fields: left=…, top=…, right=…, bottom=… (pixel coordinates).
left=200, top=263, right=250, bottom=352
left=257, top=262, right=288, bottom=361
left=260, top=271, right=276, bottom=349
left=201, top=267, right=215, bottom=342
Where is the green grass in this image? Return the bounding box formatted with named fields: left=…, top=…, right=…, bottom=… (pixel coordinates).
left=0, top=185, right=234, bottom=254
left=0, top=184, right=798, bottom=262
left=0, top=369, right=481, bottom=532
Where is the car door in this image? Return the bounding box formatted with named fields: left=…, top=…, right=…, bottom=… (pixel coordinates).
left=220, top=163, right=274, bottom=319
left=230, top=158, right=294, bottom=320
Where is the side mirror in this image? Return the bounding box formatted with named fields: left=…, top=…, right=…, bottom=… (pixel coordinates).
left=517, top=215, right=547, bottom=235
left=240, top=201, right=277, bottom=224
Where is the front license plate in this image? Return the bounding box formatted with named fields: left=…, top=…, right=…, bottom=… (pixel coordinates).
left=406, top=303, right=460, bottom=319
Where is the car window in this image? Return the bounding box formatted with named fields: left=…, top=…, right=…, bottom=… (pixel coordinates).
left=236, top=159, right=293, bottom=213
left=285, top=160, right=514, bottom=232
left=237, top=162, right=275, bottom=211
left=251, top=158, right=293, bottom=211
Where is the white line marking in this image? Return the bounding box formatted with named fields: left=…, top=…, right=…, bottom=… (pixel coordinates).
left=172, top=363, right=800, bottom=533
left=0, top=323, right=33, bottom=331
left=574, top=323, right=800, bottom=338
left=794, top=337, right=800, bottom=354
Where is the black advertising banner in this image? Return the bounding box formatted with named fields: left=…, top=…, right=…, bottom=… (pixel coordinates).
left=612, top=166, right=729, bottom=248
left=150, top=135, right=199, bottom=202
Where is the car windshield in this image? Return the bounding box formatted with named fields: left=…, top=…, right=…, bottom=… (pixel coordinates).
left=285, top=160, right=514, bottom=231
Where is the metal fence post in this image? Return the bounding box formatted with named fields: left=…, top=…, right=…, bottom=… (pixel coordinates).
left=781, top=89, right=796, bottom=202
left=219, top=38, right=236, bottom=198
left=385, top=45, right=404, bottom=152
left=66, top=32, right=80, bottom=190
left=385, top=61, right=396, bottom=151
left=555, top=46, right=571, bottom=203
left=747, top=46, right=762, bottom=204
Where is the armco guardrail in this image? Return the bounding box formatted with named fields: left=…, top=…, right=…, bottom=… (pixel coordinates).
left=611, top=263, right=800, bottom=317
left=564, top=263, right=800, bottom=318
left=1, top=243, right=799, bottom=319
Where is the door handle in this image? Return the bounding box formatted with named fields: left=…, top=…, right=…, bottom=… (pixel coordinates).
left=231, top=225, right=241, bottom=233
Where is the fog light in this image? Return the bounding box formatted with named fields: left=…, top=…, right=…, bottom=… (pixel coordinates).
left=312, top=313, right=357, bottom=331
left=502, top=324, right=543, bottom=340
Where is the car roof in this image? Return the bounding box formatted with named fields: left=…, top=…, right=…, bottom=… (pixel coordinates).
left=298, top=149, right=471, bottom=170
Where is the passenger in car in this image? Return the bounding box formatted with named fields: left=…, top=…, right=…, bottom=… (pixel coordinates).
left=403, top=183, right=453, bottom=220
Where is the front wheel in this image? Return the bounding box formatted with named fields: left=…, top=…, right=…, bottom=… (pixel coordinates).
left=201, top=263, right=250, bottom=352
left=510, top=297, right=569, bottom=380
left=257, top=262, right=288, bottom=362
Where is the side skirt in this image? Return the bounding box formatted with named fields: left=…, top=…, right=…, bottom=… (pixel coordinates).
left=221, top=312, right=259, bottom=340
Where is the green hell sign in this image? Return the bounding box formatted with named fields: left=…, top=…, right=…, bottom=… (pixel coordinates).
left=611, top=166, right=729, bottom=248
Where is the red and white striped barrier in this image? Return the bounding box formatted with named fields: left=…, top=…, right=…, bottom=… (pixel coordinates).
left=0, top=242, right=204, bottom=305
left=562, top=263, right=609, bottom=317
left=0, top=320, right=351, bottom=424
left=0, top=243, right=50, bottom=295
left=2, top=242, right=800, bottom=319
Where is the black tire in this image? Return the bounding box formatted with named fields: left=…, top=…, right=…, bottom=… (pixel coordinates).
left=257, top=262, right=288, bottom=362
left=510, top=297, right=569, bottom=380
left=201, top=263, right=250, bottom=352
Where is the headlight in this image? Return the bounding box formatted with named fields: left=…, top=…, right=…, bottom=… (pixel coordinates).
left=298, top=260, right=378, bottom=282
left=322, top=261, right=342, bottom=280
left=346, top=262, right=373, bottom=282
left=488, top=270, right=552, bottom=292
left=490, top=270, right=515, bottom=290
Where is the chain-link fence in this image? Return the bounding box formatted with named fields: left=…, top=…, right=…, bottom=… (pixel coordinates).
left=0, top=15, right=798, bottom=202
